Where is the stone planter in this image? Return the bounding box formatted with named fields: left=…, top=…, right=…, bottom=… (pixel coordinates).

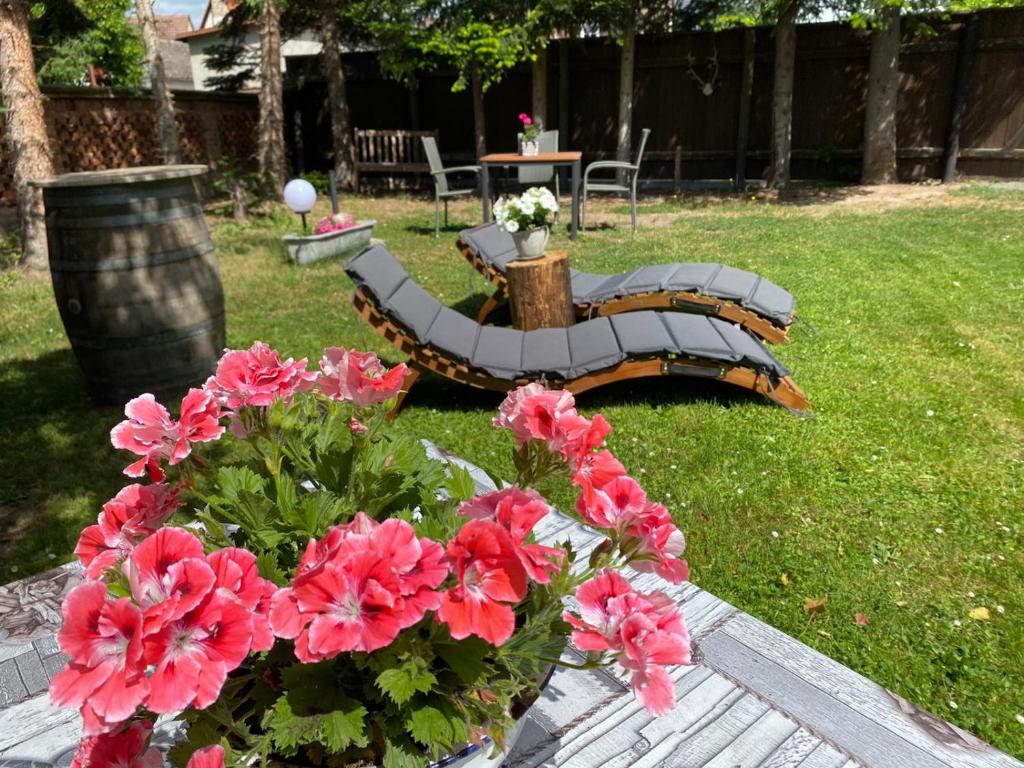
left=510, top=226, right=549, bottom=260
left=283, top=219, right=375, bottom=265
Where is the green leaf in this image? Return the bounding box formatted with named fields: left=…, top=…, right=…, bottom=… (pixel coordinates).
left=320, top=705, right=369, bottom=752
left=443, top=461, right=478, bottom=502
left=275, top=472, right=299, bottom=517
left=256, top=550, right=288, bottom=586
left=406, top=704, right=454, bottom=748
left=382, top=737, right=425, bottom=768
left=217, top=466, right=266, bottom=500
left=263, top=698, right=321, bottom=755
left=436, top=635, right=490, bottom=685
left=376, top=659, right=437, bottom=705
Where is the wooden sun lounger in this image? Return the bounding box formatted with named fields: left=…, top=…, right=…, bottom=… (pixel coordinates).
left=457, top=224, right=796, bottom=345
left=346, top=246, right=811, bottom=415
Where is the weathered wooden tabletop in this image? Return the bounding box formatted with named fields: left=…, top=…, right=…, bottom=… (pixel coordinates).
left=1, top=449, right=1020, bottom=768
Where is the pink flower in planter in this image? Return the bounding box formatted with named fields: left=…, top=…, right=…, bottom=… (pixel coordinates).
left=50, top=582, right=149, bottom=735
left=365, top=518, right=449, bottom=623
left=110, top=391, right=223, bottom=482
left=69, top=720, right=163, bottom=768
left=564, top=571, right=691, bottom=716
left=493, top=384, right=577, bottom=447
left=573, top=449, right=626, bottom=490
left=186, top=745, right=226, bottom=768
left=127, top=527, right=217, bottom=634
left=518, top=113, right=533, bottom=126
left=318, top=348, right=408, bottom=407
left=574, top=474, right=647, bottom=530
left=438, top=519, right=528, bottom=646
left=75, top=484, right=181, bottom=579
left=314, top=213, right=356, bottom=235
left=205, top=341, right=317, bottom=412
left=620, top=502, right=690, bottom=585
left=459, top=487, right=564, bottom=584
left=143, top=589, right=254, bottom=713
left=207, top=548, right=279, bottom=652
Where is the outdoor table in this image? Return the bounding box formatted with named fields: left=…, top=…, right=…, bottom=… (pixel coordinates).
left=479, top=152, right=583, bottom=241
left=1, top=447, right=1021, bottom=768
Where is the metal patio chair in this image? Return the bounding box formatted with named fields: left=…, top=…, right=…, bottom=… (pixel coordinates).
left=422, top=136, right=480, bottom=238
left=581, top=128, right=651, bottom=234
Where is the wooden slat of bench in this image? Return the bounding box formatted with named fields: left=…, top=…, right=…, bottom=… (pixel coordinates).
left=355, top=162, right=430, bottom=173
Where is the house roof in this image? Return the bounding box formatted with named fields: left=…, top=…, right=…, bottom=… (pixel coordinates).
left=128, top=14, right=195, bottom=40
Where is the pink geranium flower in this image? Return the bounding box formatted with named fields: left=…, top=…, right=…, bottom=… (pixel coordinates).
left=75, top=484, right=180, bottom=579
left=519, top=113, right=533, bottom=126
left=187, top=745, right=226, bottom=768
left=69, top=720, right=162, bottom=768
left=143, top=589, right=254, bottom=713
left=574, top=474, right=647, bottom=530
left=50, top=582, right=149, bottom=735
left=127, top=527, right=217, bottom=634
left=438, top=520, right=528, bottom=646
left=620, top=502, right=690, bottom=584
left=318, top=348, right=408, bottom=407
left=205, top=341, right=317, bottom=411
left=564, top=571, right=691, bottom=716
left=207, top=548, right=279, bottom=652
left=459, top=487, right=564, bottom=584
left=493, top=384, right=577, bottom=447
left=573, top=449, right=626, bottom=490
left=110, top=391, right=223, bottom=482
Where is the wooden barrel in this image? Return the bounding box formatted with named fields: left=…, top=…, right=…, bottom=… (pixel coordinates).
left=36, top=166, right=225, bottom=406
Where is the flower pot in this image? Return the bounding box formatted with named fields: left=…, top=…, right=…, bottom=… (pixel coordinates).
left=519, top=138, right=540, bottom=157
left=510, top=226, right=549, bottom=260
left=282, top=219, right=376, bottom=265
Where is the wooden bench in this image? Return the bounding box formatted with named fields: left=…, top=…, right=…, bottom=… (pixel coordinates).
left=351, top=128, right=436, bottom=191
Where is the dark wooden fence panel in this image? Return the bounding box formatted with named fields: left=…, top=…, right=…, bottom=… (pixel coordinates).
left=285, top=8, right=1021, bottom=185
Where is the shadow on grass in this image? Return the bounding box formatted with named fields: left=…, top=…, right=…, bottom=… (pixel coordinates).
left=402, top=222, right=478, bottom=238
left=0, top=348, right=128, bottom=572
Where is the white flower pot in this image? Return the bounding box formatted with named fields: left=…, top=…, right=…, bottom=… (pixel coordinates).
left=282, top=219, right=376, bottom=265
left=510, top=226, right=549, bottom=260
left=519, top=138, right=540, bottom=157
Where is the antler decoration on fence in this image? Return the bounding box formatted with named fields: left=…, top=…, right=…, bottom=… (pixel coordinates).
left=686, top=45, right=720, bottom=96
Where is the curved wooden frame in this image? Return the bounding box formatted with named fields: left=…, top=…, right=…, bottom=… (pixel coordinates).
left=351, top=288, right=811, bottom=415
left=456, top=239, right=792, bottom=345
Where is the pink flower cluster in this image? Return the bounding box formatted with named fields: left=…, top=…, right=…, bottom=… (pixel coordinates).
left=51, top=527, right=276, bottom=735
left=111, top=343, right=408, bottom=477
left=110, top=390, right=223, bottom=482
left=518, top=112, right=533, bottom=127
left=70, top=721, right=224, bottom=768
left=441, top=488, right=564, bottom=645
left=269, top=514, right=448, bottom=661
left=565, top=571, right=691, bottom=715
left=493, top=384, right=689, bottom=584
left=314, top=212, right=356, bottom=235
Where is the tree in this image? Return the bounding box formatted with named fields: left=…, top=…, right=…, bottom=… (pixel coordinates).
left=769, top=0, right=799, bottom=188
left=256, top=0, right=287, bottom=197
left=860, top=3, right=900, bottom=183
left=30, top=0, right=144, bottom=86
left=319, top=2, right=355, bottom=189
left=0, top=0, right=55, bottom=270
left=135, top=0, right=181, bottom=164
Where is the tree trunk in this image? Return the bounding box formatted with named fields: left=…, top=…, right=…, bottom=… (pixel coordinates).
left=769, top=0, right=797, bottom=190
left=532, top=45, right=548, bottom=127
left=320, top=3, right=354, bottom=190
left=616, top=20, right=636, bottom=185
left=735, top=27, right=755, bottom=190
left=861, top=6, right=900, bottom=184
left=942, top=13, right=979, bottom=182
left=470, top=65, right=487, bottom=158
left=0, top=0, right=54, bottom=270
left=257, top=0, right=286, bottom=198
left=558, top=38, right=569, bottom=151
left=136, top=0, right=181, bottom=164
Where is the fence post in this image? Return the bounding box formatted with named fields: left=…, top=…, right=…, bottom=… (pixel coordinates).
left=735, top=27, right=756, bottom=190
left=942, top=13, right=978, bottom=183
left=674, top=146, right=682, bottom=195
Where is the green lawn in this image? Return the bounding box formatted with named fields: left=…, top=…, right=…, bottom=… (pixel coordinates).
left=2, top=188, right=1023, bottom=757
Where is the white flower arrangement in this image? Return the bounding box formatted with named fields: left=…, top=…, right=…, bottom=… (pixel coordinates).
left=493, top=186, right=559, bottom=234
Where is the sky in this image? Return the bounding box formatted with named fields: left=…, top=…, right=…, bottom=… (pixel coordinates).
left=154, top=0, right=206, bottom=26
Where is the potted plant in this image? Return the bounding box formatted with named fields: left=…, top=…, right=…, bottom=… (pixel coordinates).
left=50, top=343, right=692, bottom=768
left=493, top=187, right=559, bottom=260
left=282, top=213, right=377, bottom=266
left=517, top=113, right=541, bottom=156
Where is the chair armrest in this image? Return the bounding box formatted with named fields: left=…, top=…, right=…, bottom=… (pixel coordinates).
left=435, top=165, right=481, bottom=177
left=585, top=160, right=638, bottom=176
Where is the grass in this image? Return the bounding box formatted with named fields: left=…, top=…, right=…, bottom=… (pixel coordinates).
left=2, top=188, right=1023, bottom=756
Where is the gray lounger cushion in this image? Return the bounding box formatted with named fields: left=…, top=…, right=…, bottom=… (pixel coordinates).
left=460, top=223, right=796, bottom=327
left=346, top=246, right=789, bottom=383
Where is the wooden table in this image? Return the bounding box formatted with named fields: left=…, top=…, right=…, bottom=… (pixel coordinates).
left=506, top=251, right=575, bottom=331
left=479, top=152, right=583, bottom=241
left=2, top=449, right=1021, bottom=768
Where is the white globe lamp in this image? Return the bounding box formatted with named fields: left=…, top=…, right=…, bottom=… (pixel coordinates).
left=283, top=178, right=317, bottom=232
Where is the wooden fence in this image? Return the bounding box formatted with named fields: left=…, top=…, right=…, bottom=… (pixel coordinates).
left=286, top=7, right=1024, bottom=184
left=0, top=88, right=258, bottom=206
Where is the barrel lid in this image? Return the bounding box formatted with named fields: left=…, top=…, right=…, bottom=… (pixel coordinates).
left=32, top=165, right=209, bottom=188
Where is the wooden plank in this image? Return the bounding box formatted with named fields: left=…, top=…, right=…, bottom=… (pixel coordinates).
left=0, top=694, right=79, bottom=752
left=700, top=708, right=799, bottom=768
left=758, top=727, right=839, bottom=768
left=797, top=742, right=860, bottom=768
left=704, top=615, right=1022, bottom=768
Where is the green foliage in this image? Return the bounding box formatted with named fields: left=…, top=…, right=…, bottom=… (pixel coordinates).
left=30, top=0, right=144, bottom=87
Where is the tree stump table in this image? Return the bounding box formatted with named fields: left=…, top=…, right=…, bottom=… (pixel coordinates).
left=505, top=251, right=575, bottom=331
